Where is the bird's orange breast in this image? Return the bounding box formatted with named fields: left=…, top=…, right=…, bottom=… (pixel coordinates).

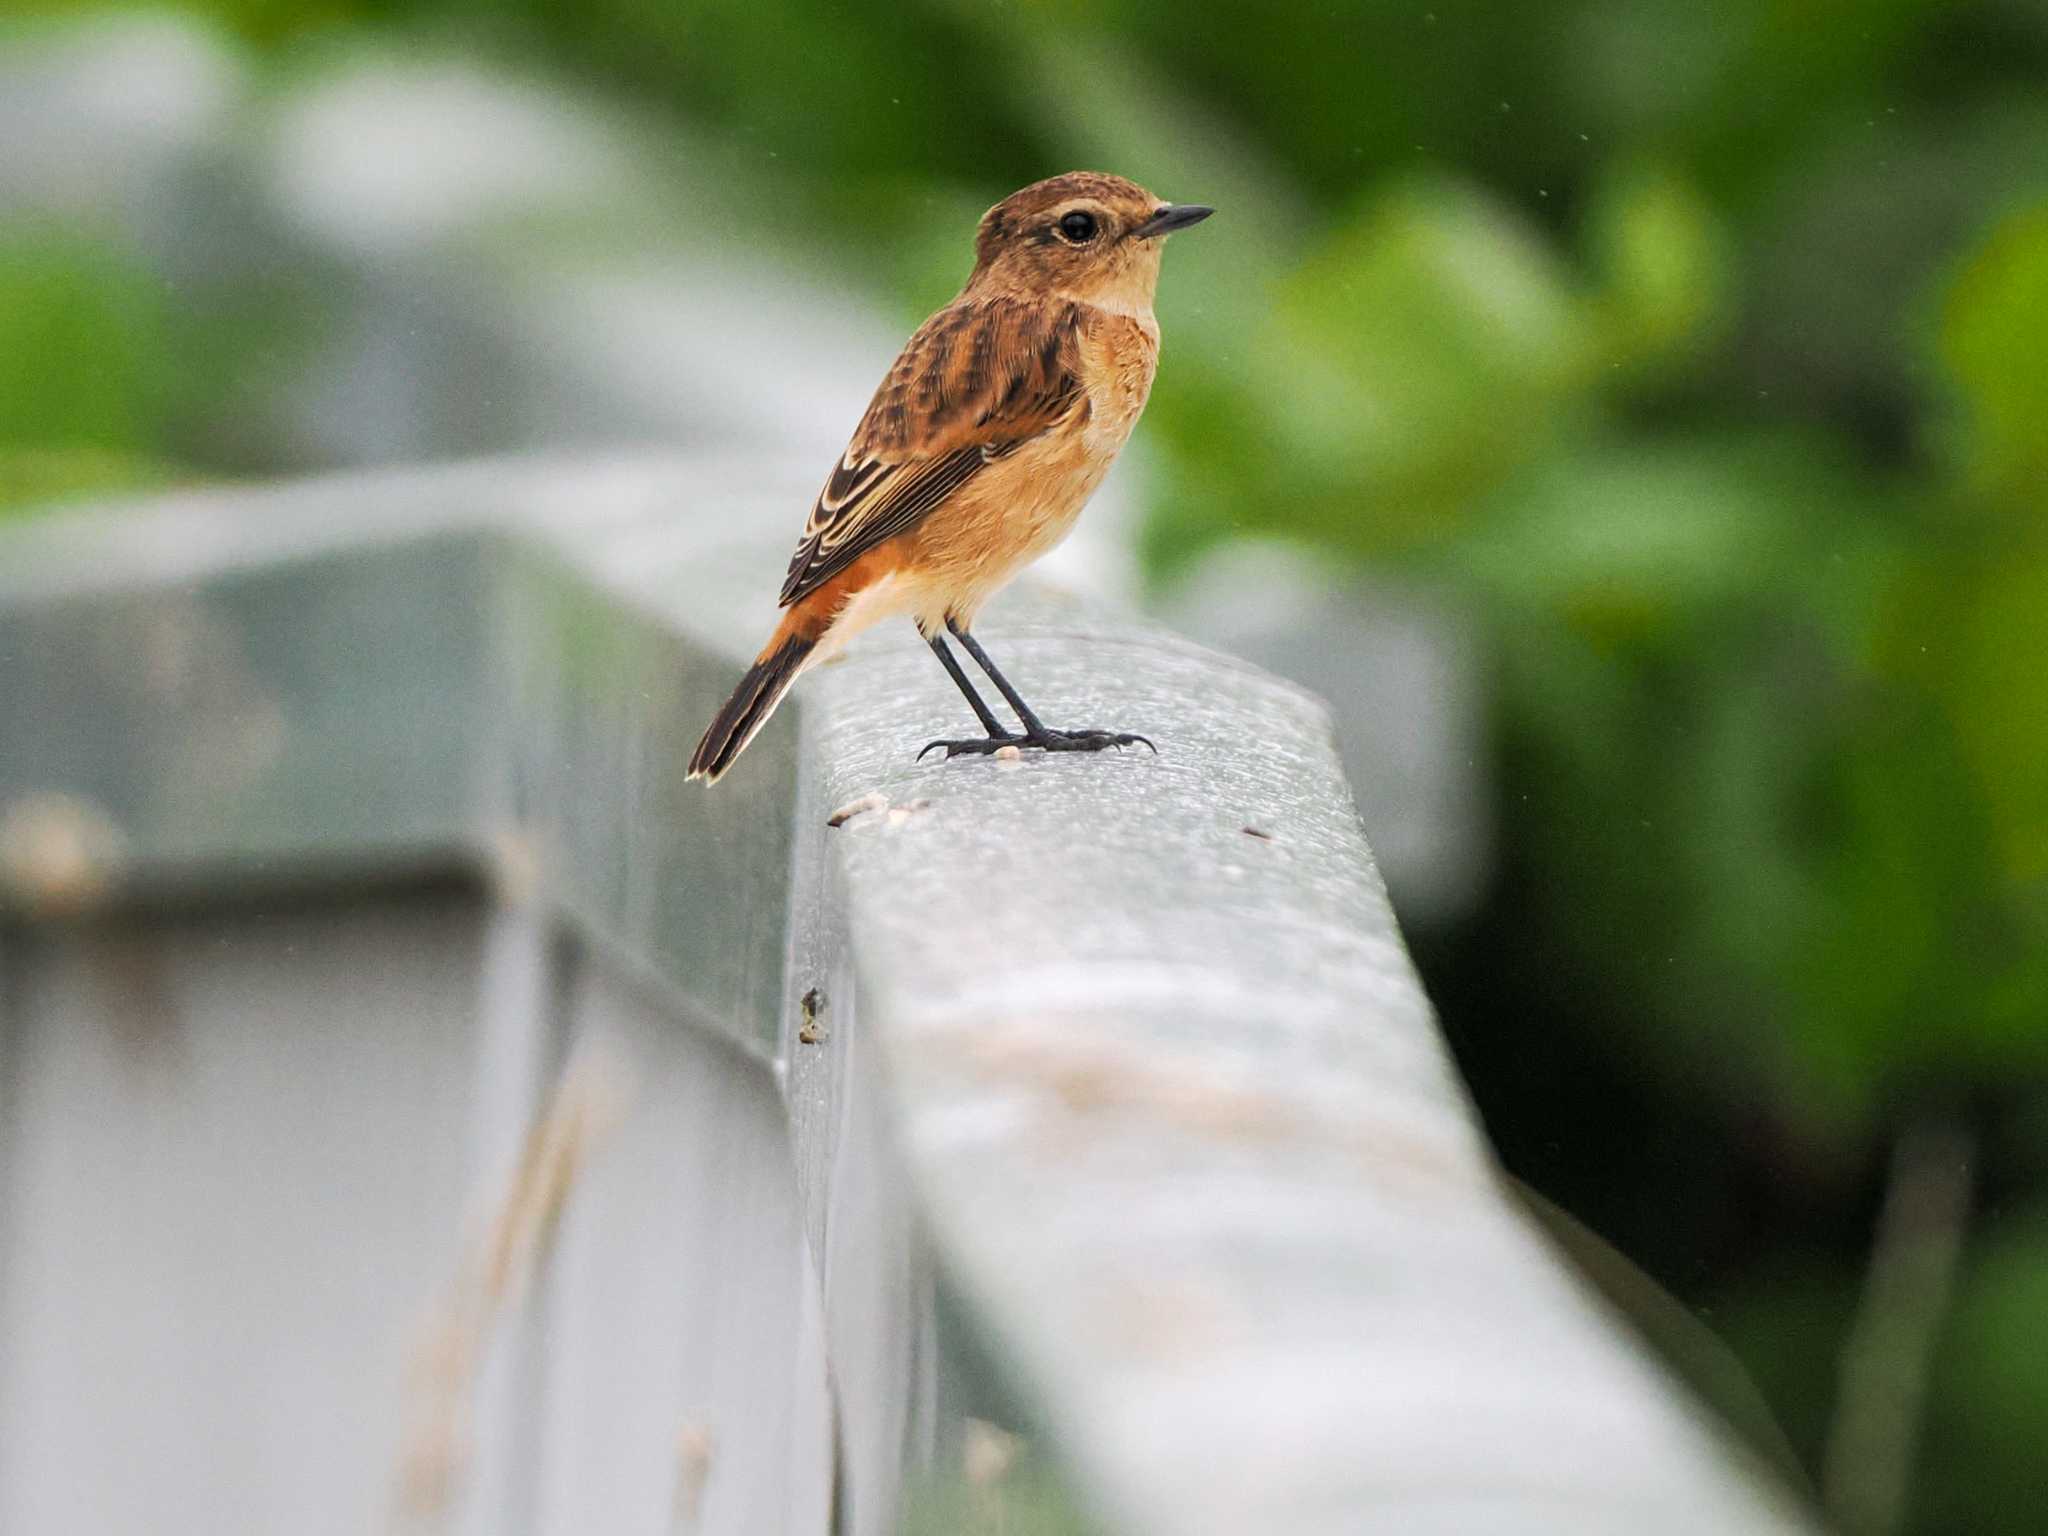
left=807, top=302, right=1163, bottom=637
left=1078, top=308, right=1161, bottom=453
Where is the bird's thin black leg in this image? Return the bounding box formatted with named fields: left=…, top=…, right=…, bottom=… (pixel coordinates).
left=947, top=621, right=1050, bottom=735
left=918, top=618, right=1155, bottom=762
left=925, top=634, right=1011, bottom=740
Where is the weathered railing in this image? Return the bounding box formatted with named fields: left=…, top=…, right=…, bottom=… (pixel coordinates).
left=0, top=460, right=1817, bottom=1535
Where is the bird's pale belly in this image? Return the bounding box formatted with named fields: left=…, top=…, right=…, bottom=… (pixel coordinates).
left=889, top=439, right=1098, bottom=628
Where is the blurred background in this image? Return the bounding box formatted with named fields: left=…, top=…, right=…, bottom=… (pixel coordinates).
left=2, top=1, right=2043, bottom=1531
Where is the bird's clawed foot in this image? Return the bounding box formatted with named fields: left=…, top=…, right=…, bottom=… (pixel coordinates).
left=917, top=727, right=1156, bottom=762
left=1042, top=727, right=1156, bottom=755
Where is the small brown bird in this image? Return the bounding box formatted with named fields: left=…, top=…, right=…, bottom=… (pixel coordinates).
left=687, top=171, right=1211, bottom=783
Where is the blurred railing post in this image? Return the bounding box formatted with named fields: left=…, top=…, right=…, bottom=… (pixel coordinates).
left=0, top=462, right=1819, bottom=1536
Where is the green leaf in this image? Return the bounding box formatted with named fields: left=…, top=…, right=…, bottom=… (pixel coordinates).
left=1583, top=163, right=1730, bottom=372
left=1454, top=433, right=1860, bottom=638
left=1935, top=202, right=2048, bottom=493
left=0, top=228, right=170, bottom=454
left=1918, top=1215, right=2048, bottom=1534
left=0, top=446, right=179, bottom=514
left=1877, top=538, right=2048, bottom=888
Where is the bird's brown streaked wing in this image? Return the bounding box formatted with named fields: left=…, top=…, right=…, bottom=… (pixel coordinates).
left=778, top=297, right=1085, bottom=607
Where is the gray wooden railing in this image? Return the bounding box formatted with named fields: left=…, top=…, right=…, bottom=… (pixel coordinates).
left=0, top=460, right=1817, bottom=1535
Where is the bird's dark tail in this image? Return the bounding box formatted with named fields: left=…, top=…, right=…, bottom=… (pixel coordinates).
left=688, top=631, right=815, bottom=784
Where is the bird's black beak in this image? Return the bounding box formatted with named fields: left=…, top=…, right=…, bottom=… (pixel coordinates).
left=1130, top=203, right=1215, bottom=240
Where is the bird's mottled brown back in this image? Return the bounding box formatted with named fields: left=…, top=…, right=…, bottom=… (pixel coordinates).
left=779, top=295, right=1087, bottom=606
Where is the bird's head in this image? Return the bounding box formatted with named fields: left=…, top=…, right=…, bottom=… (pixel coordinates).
left=967, top=172, right=1212, bottom=312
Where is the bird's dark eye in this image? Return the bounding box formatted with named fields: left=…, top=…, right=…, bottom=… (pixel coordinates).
left=1057, top=210, right=1098, bottom=243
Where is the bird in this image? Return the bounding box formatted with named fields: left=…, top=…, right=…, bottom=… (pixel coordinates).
left=686, top=171, right=1212, bottom=784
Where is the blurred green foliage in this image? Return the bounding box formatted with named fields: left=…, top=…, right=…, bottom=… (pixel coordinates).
left=0, top=226, right=175, bottom=512
left=4, top=0, right=2046, bottom=1529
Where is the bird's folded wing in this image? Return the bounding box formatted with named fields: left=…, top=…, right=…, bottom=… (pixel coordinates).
left=779, top=297, right=1084, bottom=607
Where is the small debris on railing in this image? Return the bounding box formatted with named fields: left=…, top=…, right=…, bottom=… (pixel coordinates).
left=799, top=986, right=826, bottom=1045
left=484, top=822, right=544, bottom=908
left=829, top=792, right=931, bottom=829
left=962, top=1418, right=1021, bottom=1488
left=937, top=1019, right=1306, bottom=1143
left=0, top=791, right=127, bottom=916
left=1241, top=825, right=1273, bottom=841
left=827, top=791, right=889, bottom=827
left=993, top=744, right=1023, bottom=765
left=672, top=1422, right=716, bottom=1528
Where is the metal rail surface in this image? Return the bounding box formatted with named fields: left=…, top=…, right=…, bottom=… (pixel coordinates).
left=0, top=459, right=1816, bottom=1535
